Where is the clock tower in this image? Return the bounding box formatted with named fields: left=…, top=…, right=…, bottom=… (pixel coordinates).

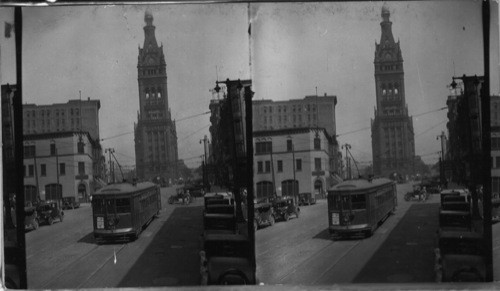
left=134, top=11, right=179, bottom=183
left=371, top=5, right=415, bottom=178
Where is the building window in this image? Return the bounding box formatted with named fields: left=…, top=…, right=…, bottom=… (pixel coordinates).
left=41, top=164, right=46, bottom=176
left=78, top=162, right=85, bottom=174
left=315, top=158, right=322, bottom=171
left=78, top=140, right=85, bottom=154
left=496, top=156, right=500, bottom=168
left=255, top=141, right=272, bottom=154
left=314, top=136, right=321, bottom=150
left=28, top=165, right=34, bottom=177
left=492, top=137, right=500, bottom=150
left=257, top=161, right=263, bottom=173
left=287, top=140, right=293, bottom=152
left=24, top=145, right=36, bottom=158
left=296, top=159, right=302, bottom=171
left=277, top=160, right=283, bottom=172
left=60, top=163, right=66, bottom=175
left=265, top=161, right=271, bottom=173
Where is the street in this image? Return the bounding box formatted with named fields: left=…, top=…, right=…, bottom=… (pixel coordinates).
left=25, top=186, right=204, bottom=289
left=256, top=182, right=440, bottom=284
left=24, top=182, right=500, bottom=287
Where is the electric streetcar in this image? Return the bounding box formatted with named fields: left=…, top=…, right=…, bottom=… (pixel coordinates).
left=327, top=178, right=397, bottom=238
left=92, top=181, right=161, bottom=242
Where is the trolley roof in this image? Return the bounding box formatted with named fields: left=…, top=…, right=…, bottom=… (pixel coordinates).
left=94, top=182, right=157, bottom=195
left=329, top=178, right=394, bottom=192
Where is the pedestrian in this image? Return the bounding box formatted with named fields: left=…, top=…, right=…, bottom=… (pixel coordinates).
left=185, top=189, right=191, bottom=205
left=421, top=187, right=427, bottom=202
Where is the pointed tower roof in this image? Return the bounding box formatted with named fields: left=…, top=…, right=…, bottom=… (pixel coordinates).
left=143, top=10, right=158, bottom=49
left=374, top=4, right=402, bottom=63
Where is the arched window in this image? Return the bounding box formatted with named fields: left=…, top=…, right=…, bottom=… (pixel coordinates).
left=145, top=88, right=150, bottom=99
left=256, top=181, right=274, bottom=199
left=382, top=84, right=386, bottom=95
left=394, top=82, right=399, bottom=95
left=157, top=87, right=162, bottom=98
left=151, top=88, right=156, bottom=98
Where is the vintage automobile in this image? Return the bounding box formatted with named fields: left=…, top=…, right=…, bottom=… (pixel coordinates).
left=404, top=184, right=428, bottom=201
left=272, top=197, right=300, bottom=221
left=62, top=197, right=80, bottom=210
left=254, top=202, right=275, bottom=231
left=204, top=191, right=233, bottom=207
left=169, top=188, right=192, bottom=205
left=36, top=202, right=64, bottom=225
left=436, top=230, right=485, bottom=282
left=440, top=189, right=469, bottom=205
left=298, top=192, right=316, bottom=206
left=24, top=206, right=39, bottom=230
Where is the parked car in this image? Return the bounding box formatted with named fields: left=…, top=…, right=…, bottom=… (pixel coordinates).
left=298, top=192, right=316, bottom=206
left=36, top=202, right=64, bottom=225
left=272, top=197, right=299, bottom=221
left=254, top=202, right=275, bottom=231
left=24, top=206, right=39, bottom=230
left=436, top=230, right=485, bottom=282
left=62, top=197, right=80, bottom=210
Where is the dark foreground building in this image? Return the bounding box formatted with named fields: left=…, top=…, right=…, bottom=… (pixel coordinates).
left=371, top=5, right=416, bottom=178
left=134, top=11, right=179, bottom=183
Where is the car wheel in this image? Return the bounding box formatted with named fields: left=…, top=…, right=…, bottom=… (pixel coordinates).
left=168, top=197, right=174, bottom=204
left=48, top=217, right=54, bottom=225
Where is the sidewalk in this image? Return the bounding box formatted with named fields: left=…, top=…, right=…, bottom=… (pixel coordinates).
left=353, top=202, right=440, bottom=283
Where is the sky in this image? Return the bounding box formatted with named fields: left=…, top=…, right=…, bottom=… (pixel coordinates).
left=252, top=0, right=500, bottom=166
left=4, top=4, right=251, bottom=169
left=0, top=1, right=499, bottom=170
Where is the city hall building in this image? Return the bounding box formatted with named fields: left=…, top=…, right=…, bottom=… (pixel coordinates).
left=134, top=11, right=179, bottom=183
left=371, top=5, right=416, bottom=178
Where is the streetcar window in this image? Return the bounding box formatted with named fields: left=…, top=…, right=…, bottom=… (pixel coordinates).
left=351, top=194, right=366, bottom=210
left=93, top=198, right=105, bottom=214
left=106, top=199, right=115, bottom=213
left=116, top=198, right=131, bottom=213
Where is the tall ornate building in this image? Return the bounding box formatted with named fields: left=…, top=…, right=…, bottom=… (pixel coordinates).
left=134, top=11, right=178, bottom=183
left=371, top=5, right=415, bottom=178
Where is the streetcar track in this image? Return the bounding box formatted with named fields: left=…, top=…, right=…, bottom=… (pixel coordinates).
left=40, top=243, right=125, bottom=289
left=310, top=241, right=360, bottom=285
left=76, top=243, right=128, bottom=289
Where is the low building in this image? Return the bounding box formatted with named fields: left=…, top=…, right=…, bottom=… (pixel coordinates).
left=23, top=98, right=101, bottom=141
left=23, top=131, right=103, bottom=204
left=253, top=94, right=338, bottom=137
left=253, top=127, right=341, bottom=202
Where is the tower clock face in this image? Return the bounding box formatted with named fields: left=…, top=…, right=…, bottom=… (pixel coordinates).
left=384, top=53, right=391, bottom=60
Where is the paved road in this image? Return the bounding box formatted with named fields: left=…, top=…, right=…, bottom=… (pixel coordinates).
left=25, top=186, right=204, bottom=289
left=256, top=182, right=442, bottom=285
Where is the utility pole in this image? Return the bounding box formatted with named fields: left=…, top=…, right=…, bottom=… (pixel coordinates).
left=292, top=142, right=296, bottom=203
left=200, top=135, right=210, bottom=191
left=342, top=144, right=352, bottom=180
left=51, top=140, right=60, bottom=208
left=269, top=138, right=276, bottom=199
left=105, top=148, right=115, bottom=184
left=436, top=131, right=446, bottom=187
